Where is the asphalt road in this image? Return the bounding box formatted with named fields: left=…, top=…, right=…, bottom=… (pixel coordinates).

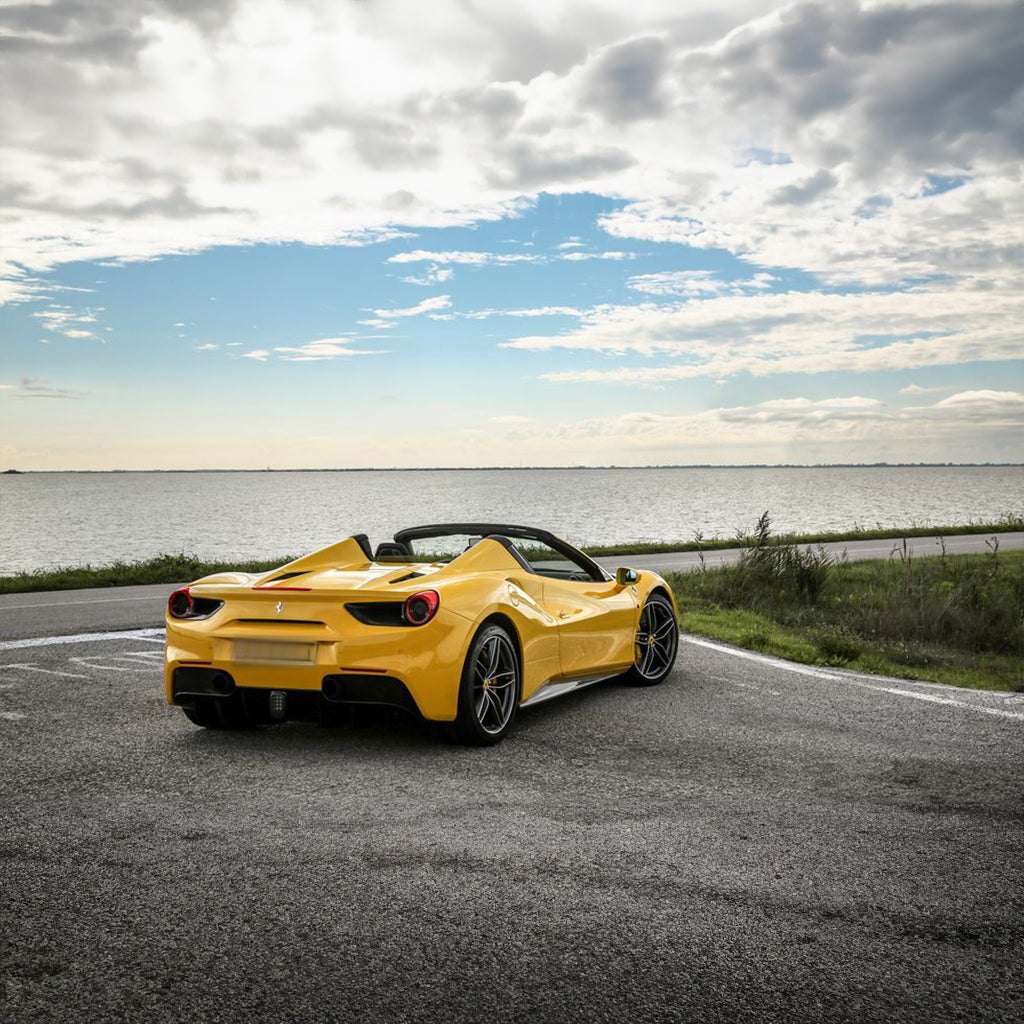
left=1, top=629, right=1022, bottom=1022
left=2, top=531, right=1021, bottom=642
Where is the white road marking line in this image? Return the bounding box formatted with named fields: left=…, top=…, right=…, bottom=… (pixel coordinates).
left=871, top=685, right=1024, bottom=721
left=0, top=628, right=165, bottom=651
left=682, top=634, right=1024, bottom=722
left=3, top=663, right=90, bottom=680
left=0, top=711, right=25, bottom=721
left=682, top=635, right=844, bottom=680
left=69, top=656, right=136, bottom=672
left=0, top=593, right=168, bottom=610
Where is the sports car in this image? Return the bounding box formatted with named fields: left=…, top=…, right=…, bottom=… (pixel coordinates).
left=165, top=523, right=679, bottom=745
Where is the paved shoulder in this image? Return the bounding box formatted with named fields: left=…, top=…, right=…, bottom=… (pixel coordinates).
left=0, top=583, right=177, bottom=640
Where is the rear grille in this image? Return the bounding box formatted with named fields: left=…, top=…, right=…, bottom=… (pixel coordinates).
left=320, top=674, right=419, bottom=715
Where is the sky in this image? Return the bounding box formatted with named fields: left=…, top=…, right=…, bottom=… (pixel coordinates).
left=0, top=0, right=1022, bottom=469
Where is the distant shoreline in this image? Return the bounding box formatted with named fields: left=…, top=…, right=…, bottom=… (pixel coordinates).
left=3, top=463, right=1022, bottom=475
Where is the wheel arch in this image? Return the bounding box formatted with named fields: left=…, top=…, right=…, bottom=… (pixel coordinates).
left=476, top=611, right=524, bottom=683
left=646, top=581, right=679, bottom=621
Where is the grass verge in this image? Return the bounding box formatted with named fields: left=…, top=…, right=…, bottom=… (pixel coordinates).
left=582, top=512, right=1023, bottom=557
left=0, top=552, right=294, bottom=595
left=667, top=516, right=1024, bottom=692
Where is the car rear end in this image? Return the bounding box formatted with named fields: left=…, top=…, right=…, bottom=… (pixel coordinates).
left=164, top=569, right=470, bottom=725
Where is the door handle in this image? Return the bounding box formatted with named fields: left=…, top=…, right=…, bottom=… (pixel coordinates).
left=558, top=611, right=571, bottom=619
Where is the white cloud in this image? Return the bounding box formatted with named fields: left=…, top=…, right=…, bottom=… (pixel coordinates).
left=899, top=383, right=951, bottom=395
left=933, top=390, right=1024, bottom=409
left=488, top=414, right=537, bottom=424
left=558, top=250, right=634, bottom=261
left=387, top=250, right=541, bottom=265
left=402, top=267, right=455, bottom=285
left=371, top=294, right=452, bottom=319
left=0, top=377, right=85, bottom=400
left=500, top=282, right=1024, bottom=383
left=628, top=270, right=774, bottom=296
left=451, top=304, right=583, bottom=320
left=242, top=349, right=269, bottom=361
left=469, top=391, right=1024, bottom=463
left=0, top=0, right=1020, bottom=308
left=195, top=343, right=218, bottom=351
left=30, top=306, right=101, bottom=338
left=273, top=338, right=380, bottom=362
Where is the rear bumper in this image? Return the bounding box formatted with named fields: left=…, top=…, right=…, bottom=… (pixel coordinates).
left=171, top=668, right=422, bottom=724
left=165, top=607, right=471, bottom=722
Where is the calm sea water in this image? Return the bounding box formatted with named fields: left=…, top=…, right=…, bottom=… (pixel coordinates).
left=0, top=467, right=1021, bottom=574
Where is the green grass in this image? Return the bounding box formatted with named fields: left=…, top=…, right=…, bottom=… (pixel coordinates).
left=668, top=517, right=1024, bottom=692
left=0, top=552, right=294, bottom=595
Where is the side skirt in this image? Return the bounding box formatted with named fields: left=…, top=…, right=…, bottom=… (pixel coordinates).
left=520, top=671, right=622, bottom=709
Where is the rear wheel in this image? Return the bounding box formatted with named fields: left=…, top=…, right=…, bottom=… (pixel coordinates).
left=449, top=623, right=520, bottom=746
left=624, top=592, right=678, bottom=686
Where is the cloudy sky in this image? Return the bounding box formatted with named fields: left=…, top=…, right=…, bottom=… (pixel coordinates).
left=1, top=0, right=1022, bottom=469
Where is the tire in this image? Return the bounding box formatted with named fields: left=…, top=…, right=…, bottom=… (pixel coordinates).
left=624, top=592, right=678, bottom=686
left=449, top=623, right=521, bottom=746
left=181, top=697, right=250, bottom=729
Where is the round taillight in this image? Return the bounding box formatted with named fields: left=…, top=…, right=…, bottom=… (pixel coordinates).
left=404, top=590, right=439, bottom=625
left=168, top=587, right=193, bottom=619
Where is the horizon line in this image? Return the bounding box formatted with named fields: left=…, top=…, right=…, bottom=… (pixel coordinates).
left=4, top=462, right=1023, bottom=474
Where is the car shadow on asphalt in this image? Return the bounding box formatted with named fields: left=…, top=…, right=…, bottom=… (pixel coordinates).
left=164, top=673, right=671, bottom=756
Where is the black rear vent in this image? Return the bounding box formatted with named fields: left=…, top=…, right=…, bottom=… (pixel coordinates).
left=266, top=571, right=309, bottom=583
left=389, top=572, right=425, bottom=584
left=321, top=674, right=419, bottom=715
left=345, top=602, right=409, bottom=627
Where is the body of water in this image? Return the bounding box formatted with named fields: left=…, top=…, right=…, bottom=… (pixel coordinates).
left=1, top=466, right=1021, bottom=574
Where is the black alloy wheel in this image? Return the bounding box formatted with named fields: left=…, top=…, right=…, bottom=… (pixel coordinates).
left=449, top=623, right=521, bottom=745
left=625, top=592, right=678, bottom=686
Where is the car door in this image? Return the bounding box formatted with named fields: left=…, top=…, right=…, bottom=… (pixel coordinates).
left=542, top=576, right=638, bottom=679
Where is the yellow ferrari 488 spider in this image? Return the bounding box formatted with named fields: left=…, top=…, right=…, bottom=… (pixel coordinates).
left=165, top=523, right=679, bottom=745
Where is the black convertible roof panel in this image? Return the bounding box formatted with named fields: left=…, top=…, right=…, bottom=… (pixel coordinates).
left=393, top=523, right=608, bottom=582
left=395, top=523, right=559, bottom=545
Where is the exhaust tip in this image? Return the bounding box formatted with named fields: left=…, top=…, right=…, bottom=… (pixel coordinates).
left=210, top=671, right=234, bottom=696
left=321, top=678, right=338, bottom=701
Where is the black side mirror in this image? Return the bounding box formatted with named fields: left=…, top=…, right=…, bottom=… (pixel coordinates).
left=615, top=567, right=638, bottom=586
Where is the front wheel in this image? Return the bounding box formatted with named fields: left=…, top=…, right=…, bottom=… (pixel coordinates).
left=449, top=623, right=521, bottom=746
left=624, top=593, right=678, bottom=686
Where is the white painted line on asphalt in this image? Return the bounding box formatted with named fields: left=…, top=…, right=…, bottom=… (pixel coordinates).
left=0, top=594, right=167, bottom=610
left=682, top=634, right=1024, bottom=722
left=0, top=628, right=165, bottom=651
left=872, top=685, right=1024, bottom=721
left=682, top=635, right=844, bottom=681
left=70, top=656, right=137, bottom=672
left=4, top=663, right=90, bottom=679
left=0, top=711, right=25, bottom=721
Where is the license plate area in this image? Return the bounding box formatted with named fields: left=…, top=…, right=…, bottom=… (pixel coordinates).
left=232, top=640, right=317, bottom=664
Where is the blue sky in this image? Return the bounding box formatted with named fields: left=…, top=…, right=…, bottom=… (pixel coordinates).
left=1, top=1, right=1022, bottom=469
